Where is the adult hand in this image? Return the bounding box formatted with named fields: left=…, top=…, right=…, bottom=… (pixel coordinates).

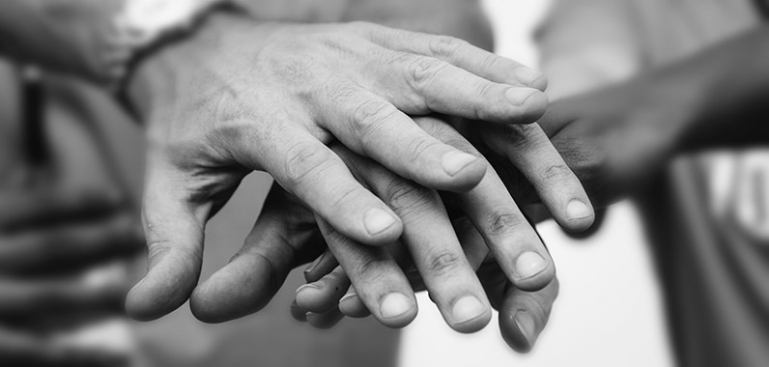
left=475, top=76, right=691, bottom=209
left=188, top=116, right=591, bottom=337
left=124, top=12, right=551, bottom=320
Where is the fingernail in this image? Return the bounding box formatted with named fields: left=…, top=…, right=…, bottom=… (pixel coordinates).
left=515, top=252, right=548, bottom=280
left=364, top=208, right=397, bottom=236
left=304, top=252, right=325, bottom=275
left=506, top=88, right=539, bottom=106
left=339, top=290, right=358, bottom=307
left=452, top=296, right=486, bottom=324
left=380, top=292, right=412, bottom=319
left=515, top=310, right=538, bottom=346
left=567, top=199, right=592, bottom=220
left=295, top=283, right=319, bottom=295
left=515, top=67, right=547, bottom=89
left=442, top=151, right=478, bottom=176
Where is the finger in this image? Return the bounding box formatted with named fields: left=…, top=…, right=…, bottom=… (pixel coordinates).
left=338, top=287, right=371, bottom=318
left=376, top=52, right=547, bottom=124
left=252, top=127, right=402, bottom=246
left=363, top=26, right=548, bottom=90
left=419, top=118, right=555, bottom=291
left=303, top=250, right=337, bottom=283
left=0, top=214, right=143, bottom=276
left=125, top=164, right=206, bottom=321
left=316, top=216, right=417, bottom=329
left=190, top=185, right=321, bottom=323
left=499, top=278, right=559, bottom=353
left=483, top=124, right=595, bottom=233
left=295, top=266, right=351, bottom=314
left=316, top=87, right=486, bottom=192
left=334, top=147, right=491, bottom=333
left=0, top=188, right=123, bottom=231
left=306, top=308, right=345, bottom=330
left=290, top=300, right=308, bottom=322
left=453, top=217, right=491, bottom=271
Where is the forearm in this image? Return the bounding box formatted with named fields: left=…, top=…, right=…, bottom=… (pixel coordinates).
left=669, top=25, right=769, bottom=152
left=0, top=0, right=123, bottom=84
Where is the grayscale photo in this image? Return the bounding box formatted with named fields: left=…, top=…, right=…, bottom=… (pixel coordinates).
left=0, top=0, right=767, bottom=366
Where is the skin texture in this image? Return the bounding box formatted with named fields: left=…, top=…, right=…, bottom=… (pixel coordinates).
left=122, top=10, right=581, bottom=323
left=288, top=26, right=769, bottom=351
left=189, top=116, right=587, bottom=347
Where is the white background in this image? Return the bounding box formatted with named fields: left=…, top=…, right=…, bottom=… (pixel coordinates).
left=400, top=1, right=675, bottom=366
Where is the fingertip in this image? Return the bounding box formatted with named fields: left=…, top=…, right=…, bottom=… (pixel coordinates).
left=295, top=283, right=336, bottom=313
left=439, top=155, right=487, bottom=192
left=563, top=199, right=596, bottom=233
left=189, top=254, right=279, bottom=323
left=376, top=292, right=418, bottom=328
left=448, top=296, right=492, bottom=334
left=518, top=91, right=549, bottom=123
left=306, top=309, right=345, bottom=329
left=499, top=309, right=535, bottom=353
left=513, top=263, right=556, bottom=292
left=360, top=208, right=404, bottom=246
left=339, top=293, right=371, bottom=318
left=514, top=66, right=549, bottom=92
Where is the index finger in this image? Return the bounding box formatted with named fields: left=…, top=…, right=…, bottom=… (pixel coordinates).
left=361, top=24, right=548, bottom=90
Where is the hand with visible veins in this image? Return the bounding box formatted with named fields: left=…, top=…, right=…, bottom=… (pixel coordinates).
left=123, top=11, right=558, bottom=321
left=188, top=115, right=590, bottom=346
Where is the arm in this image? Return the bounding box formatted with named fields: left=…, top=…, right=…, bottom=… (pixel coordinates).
left=477, top=25, right=769, bottom=210
left=0, top=0, right=123, bottom=84
left=670, top=25, right=769, bottom=151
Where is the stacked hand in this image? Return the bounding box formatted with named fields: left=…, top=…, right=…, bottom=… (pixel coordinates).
left=123, top=12, right=596, bottom=331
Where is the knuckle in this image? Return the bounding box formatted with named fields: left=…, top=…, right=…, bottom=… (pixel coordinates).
left=425, top=250, right=463, bottom=276
left=351, top=99, right=399, bottom=135
left=405, top=57, right=447, bottom=92
left=486, top=211, right=525, bottom=235
left=384, top=180, right=435, bottom=215
left=328, top=185, right=365, bottom=212
left=481, top=53, right=506, bottom=72
left=428, top=36, right=465, bottom=58
left=539, top=164, right=574, bottom=182
left=283, top=141, right=334, bottom=186
left=502, top=124, right=544, bottom=147
left=471, top=82, right=497, bottom=120
left=405, top=135, right=441, bottom=163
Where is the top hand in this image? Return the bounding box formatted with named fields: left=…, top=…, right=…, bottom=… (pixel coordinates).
left=124, top=12, right=550, bottom=320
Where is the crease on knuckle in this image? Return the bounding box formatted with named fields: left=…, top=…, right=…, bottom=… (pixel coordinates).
left=486, top=211, right=524, bottom=236
left=147, top=240, right=202, bottom=268
left=351, top=99, right=399, bottom=139
left=428, top=36, right=464, bottom=59
left=540, top=164, right=574, bottom=182
left=472, top=82, right=498, bottom=121
left=406, top=57, right=446, bottom=94
left=384, top=181, right=435, bottom=217
left=405, top=135, right=441, bottom=165
left=425, top=250, right=463, bottom=276
left=283, top=141, right=333, bottom=186
left=329, top=186, right=364, bottom=213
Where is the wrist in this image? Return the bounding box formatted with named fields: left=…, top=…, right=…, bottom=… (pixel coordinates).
left=122, top=10, right=255, bottom=122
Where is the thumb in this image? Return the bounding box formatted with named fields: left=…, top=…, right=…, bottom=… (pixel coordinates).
left=126, top=164, right=208, bottom=321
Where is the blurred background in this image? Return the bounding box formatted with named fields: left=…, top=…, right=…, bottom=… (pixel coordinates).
left=402, top=1, right=673, bottom=366
left=7, top=0, right=767, bottom=366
